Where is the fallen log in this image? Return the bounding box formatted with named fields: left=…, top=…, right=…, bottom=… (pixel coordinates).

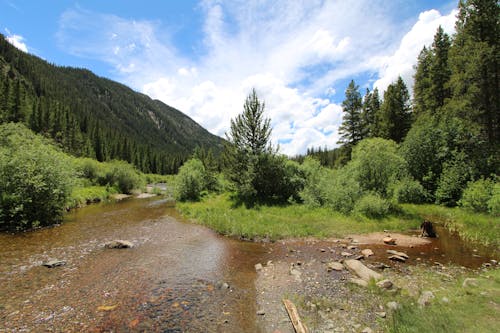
left=283, top=299, right=309, bottom=333
left=343, top=259, right=383, bottom=282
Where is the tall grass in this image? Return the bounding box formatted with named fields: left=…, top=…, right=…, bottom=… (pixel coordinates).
left=177, top=194, right=421, bottom=240
left=402, top=204, right=500, bottom=247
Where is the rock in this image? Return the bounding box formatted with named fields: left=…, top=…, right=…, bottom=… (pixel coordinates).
left=418, top=291, right=435, bottom=307
left=361, top=327, right=373, bottom=333
left=255, top=263, right=263, bottom=271
left=386, top=301, right=400, bottom=311
left=353, top=255, right=365, bottom=260
left=386, top=250, right=409, bottom=259
left=347, top=245, right=357, bottom=250
left=320, top=248, right=326, bottom=252
left=327, top=262, right=344, bottom=272
left=216, top=282, right=230, bottom=290
left=42, top=259, right=66, bottom=268
left=441, top=297, right=450, bottom=303
left=256, top=309, right=265, bottom=316
left=290, top=268, right=302, bottom=282
left=349, top=278, right=368, bottom=287
left=343, top=259, right=382, bottom=282
left=383, top=237, right=396, bottom=245
left=341, top=251, right=353, bottom=257
left=376, top=279, right=393, bottom=290
left=105, top=240, right=133, bottom=249
left=361, top=249, right=374, bottom=257
left=376, top=312, right=387, bottom=318
left=374, top=263, right=391, bottom=270
left=388, top=255, right=407, bottom=262
left=462, top=278, right=478, bottom=288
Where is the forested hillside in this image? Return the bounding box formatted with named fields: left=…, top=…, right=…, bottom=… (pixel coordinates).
left=0, top=34, right=224, bottom=174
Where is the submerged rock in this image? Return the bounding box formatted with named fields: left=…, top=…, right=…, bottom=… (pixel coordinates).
left=105, top=240, right=133, bottom=249
left=42, top=259, right=66, bottom=268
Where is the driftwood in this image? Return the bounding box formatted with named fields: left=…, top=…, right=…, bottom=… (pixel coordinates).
left=343, top=259, right=382, bottom=282
left=283, top=299, right=309, bottom=333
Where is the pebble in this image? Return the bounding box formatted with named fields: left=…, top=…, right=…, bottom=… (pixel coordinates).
left=255, top=263, right=263, bottom=271
left=256, top=310, right=265, bottom=316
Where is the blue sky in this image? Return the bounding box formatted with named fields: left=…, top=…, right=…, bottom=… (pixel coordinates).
left=1, top=0, right=458, bottom=155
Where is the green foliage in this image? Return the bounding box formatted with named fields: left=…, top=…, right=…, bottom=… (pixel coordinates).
left=0, top=123, right=75, bottom=231
left=390, top=178, right=427, bottom=204
left=459, top=178, right=495, bottom=213
left=299, top=157, right=330, bottom=207
left=353, top=193, right=391, bottom=218
left=326, top=168, right=362, bottom=214
left=347, top=138, right=407, bottom=196
left=435, top=151, right=473, bottom=206
left=487, top=183, right=500, bottom=215
left=68, top=186, right=113, bottom=208
left=104, top=160, right=144, bottom=194
left=174, top=158, right=207, bottom=202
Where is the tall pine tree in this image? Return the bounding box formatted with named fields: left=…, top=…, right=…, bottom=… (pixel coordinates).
left=337, top=80, right=363, bottom=147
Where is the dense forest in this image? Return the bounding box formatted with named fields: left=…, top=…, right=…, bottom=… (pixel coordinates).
left=0, top=34, right=224, bottom=174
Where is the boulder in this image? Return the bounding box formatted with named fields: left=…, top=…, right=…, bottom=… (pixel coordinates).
left=105, top=240, right=133, bottom=249
left=327, top=262, right=344, bottom=272
left=361, top=249, right=374, bottom=258
left=418, top=291, right=435, bottom=307
left=343, top=259, right=382, bottom=282
left=42, top=259, right=66, bottom=268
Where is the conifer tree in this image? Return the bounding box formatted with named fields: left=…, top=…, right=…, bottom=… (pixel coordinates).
left=378, top=77, right=412, bottom=143
left=337, top=80, right=363, bottom=147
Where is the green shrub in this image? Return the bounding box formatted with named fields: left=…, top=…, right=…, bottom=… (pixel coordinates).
left=354, top=193, right=391, bottom=218
left=435, top=152, right=473, bottom=206
left=299, top=157, right=330, bottom=207
left=487, top=183, right=500, bottom=215
left=391, top=178, right=427, bottom=204
left=174, top=158, right=207, bottom=201
left=327, top=169, right=362, bottom=214
left=0, top=123, right=75, bottom=231
left=347, top=138, right=408, bottom=197
left=459, top=178, right=495, bottom=213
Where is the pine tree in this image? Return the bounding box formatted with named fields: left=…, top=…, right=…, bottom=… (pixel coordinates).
left=361, top=88, right=380, bottom=138
left=429, top=26, right=452, bottom=112
left=378, top=77, right=412, bottom=143
left=337, top=80, right=363, bottom=147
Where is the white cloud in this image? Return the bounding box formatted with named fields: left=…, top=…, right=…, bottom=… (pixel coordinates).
left=5, top=30, right=28, bottom=52
left=57, top=2, right=458, bottom=155
left=373, top=9, right=458, bottom=93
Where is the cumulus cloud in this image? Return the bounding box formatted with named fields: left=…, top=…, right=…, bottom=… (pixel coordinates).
left=373, top=9, right=458, bottom=93
left=5, top=30, right=28, bottom=52
left=56, top=1, right=458, bottom=155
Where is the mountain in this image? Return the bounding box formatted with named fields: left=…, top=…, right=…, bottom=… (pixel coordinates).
left=0, top=34, right=224, bottom=174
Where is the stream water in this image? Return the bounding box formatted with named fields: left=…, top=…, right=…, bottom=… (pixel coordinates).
left=0, top=197, right=496, bottom=332
left=0, top=197, right=270, bottom=332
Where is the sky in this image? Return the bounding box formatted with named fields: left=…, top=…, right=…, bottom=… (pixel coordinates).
left=1, top=0, right=459, bottom=156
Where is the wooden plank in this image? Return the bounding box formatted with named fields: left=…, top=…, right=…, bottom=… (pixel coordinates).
left=283, top=299, right=309, bottom=333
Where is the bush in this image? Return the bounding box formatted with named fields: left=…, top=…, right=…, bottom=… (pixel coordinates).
left=435, top=152, right=473, bottom=206
left=347, top=138, right=408, bottom=197
left=459, top=178, right=495, bottom=213
left=391, top=178, right=427, bottom=204
left=487, top=182, right=500, bottom=215
left=327, top=168, right=362, bottom=214
left=0, top=123, right=75, bottom=231
left=354, top=193, right=391, bottom=218
left=299, top=157, right=330, bottom=207
left=174, top=158, right=207, bottom=201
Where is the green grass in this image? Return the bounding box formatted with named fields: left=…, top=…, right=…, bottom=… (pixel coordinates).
left=177, top=194, right=421, bottom=240
left=385, top=268, right=500, bottom=333
left=402, top=204, right=500, bottom=248
left=67, top=186, right=115, bottom=209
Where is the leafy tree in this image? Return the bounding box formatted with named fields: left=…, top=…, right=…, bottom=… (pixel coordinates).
left=459, top=178, right=496, bottom=213
left=299, top=157, right=331, bottom=207
left=338, top=80, right=363, bottom=147
left=377, top=77, right=412, bottom=143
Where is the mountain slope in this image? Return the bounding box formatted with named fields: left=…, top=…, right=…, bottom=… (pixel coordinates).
left=0, top=34, right=224, bottom=173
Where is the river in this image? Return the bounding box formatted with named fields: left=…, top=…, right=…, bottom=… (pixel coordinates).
left=0, top=197, right=270, bottom=332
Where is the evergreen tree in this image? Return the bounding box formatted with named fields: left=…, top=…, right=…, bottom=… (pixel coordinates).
left=361, top=87, right=380, bottom=138
left=413, top=46, right=433, bottom=116
left=378, top=77, right=412, bottom=143
left=429, top=26, right=452, bottom=112
left=337, top=80, right=363, bottom=147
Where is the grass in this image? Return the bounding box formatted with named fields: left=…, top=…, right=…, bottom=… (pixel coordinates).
left=177, top=194, right=422, bottom=240
left=385, top=267, right=500, bottom=333
left=402, top=204, right=500, bottom=248
left=67, top=186, right=116, bottom=209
